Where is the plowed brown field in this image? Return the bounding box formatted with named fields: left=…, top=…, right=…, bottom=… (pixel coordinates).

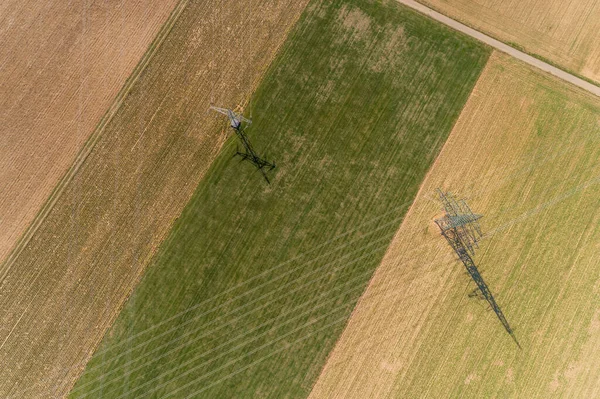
left=0, top=0, right=308, bottom=397
left=309, top=51, right=600, bottom=398
left=417, top=0, right=600, bottom=84
left=0, top=0, right=179, bottom=265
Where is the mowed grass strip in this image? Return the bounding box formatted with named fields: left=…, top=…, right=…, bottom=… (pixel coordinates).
left=71, top=0, right=489, bottom=397
left=309, top=52, right=600, bottom=399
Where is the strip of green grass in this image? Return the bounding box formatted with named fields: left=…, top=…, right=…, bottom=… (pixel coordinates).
left=71, top=0, right=489, bottom=397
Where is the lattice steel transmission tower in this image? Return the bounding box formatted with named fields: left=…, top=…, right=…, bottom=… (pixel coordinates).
left=210, top=106, right=275, bottom=184
left=434, top=189, right=521, bottom=349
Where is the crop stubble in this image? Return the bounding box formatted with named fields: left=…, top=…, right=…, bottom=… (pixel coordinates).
left=0, top=0, right=181, bottom=265
left=0, top=0, right=309, bottom=397
left=416, top=0, right=600, bottom=84
left=309, top=51, right=600, bottom=398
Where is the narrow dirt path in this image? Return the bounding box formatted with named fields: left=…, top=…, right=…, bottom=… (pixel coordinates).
left=397, top=0, right=600, bottom=97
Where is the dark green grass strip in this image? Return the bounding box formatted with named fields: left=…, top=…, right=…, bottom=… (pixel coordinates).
left=70, top=0, right=490, bottom=397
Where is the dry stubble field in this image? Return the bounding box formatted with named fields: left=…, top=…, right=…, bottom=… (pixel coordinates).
left=310, top=51, right=600, bottom=398
left=0, top=0, right=179, bottom=265
left=416, top=0, right=600, bottom=84
left=0, top=0, right=309, bottom=397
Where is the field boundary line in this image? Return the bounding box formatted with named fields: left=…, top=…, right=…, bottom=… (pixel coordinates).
left=396, top=0, right=600, bottom=98
left=306, top=43, right=494, bottom=396
left=0, top=0, right=189, bottom=285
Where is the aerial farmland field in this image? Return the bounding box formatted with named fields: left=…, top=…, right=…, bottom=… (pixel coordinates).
left=0, top=0, right=308, bottom=397
left=309, top=51, right=600, bottom=398
left=0, top=0, right=179, bottom=266
left=4, top=0, right=598, bottom=396
left=415, top=0, right=600, bottom=84
left=69, top=0, right=490, bottom=397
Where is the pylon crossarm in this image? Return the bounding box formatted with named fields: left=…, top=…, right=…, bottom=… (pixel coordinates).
left=209, top=106, right=230, bottom=116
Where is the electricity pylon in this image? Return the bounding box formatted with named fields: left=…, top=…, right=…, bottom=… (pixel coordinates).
left=434, top=189, right=521, bottom=349
left=210, top=106, right=275, bottom=184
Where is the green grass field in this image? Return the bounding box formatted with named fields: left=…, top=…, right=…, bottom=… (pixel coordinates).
left=70, top=0, right=489, bottom=397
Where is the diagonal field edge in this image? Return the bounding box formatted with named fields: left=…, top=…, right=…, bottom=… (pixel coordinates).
left=0, top=0, right=190, bottom=286
left=72, top=237, right=393, bottom=397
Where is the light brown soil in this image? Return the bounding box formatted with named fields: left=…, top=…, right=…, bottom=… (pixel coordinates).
left=309, top=51, right=600, bottom=398
left=0, top=0, right=309, bottom=397
left=0, top=0, right=180, bottom=266
left=416, top=0, right=600, bottom=84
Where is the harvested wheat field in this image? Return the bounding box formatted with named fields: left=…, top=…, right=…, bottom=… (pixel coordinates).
left=0, top=0, right=180, bottom=265
left=309, top=51, right=600, bottom=399
left=416, top=0, right=600, bottom=84
left=0, top=0, right=309, bottom=397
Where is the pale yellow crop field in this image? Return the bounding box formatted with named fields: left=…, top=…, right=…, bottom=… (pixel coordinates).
left=417, top=0, right=600, bottom=83
left=0, top=0, right=179, bottom=264
left=310, top=51, right=600, bottom=398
